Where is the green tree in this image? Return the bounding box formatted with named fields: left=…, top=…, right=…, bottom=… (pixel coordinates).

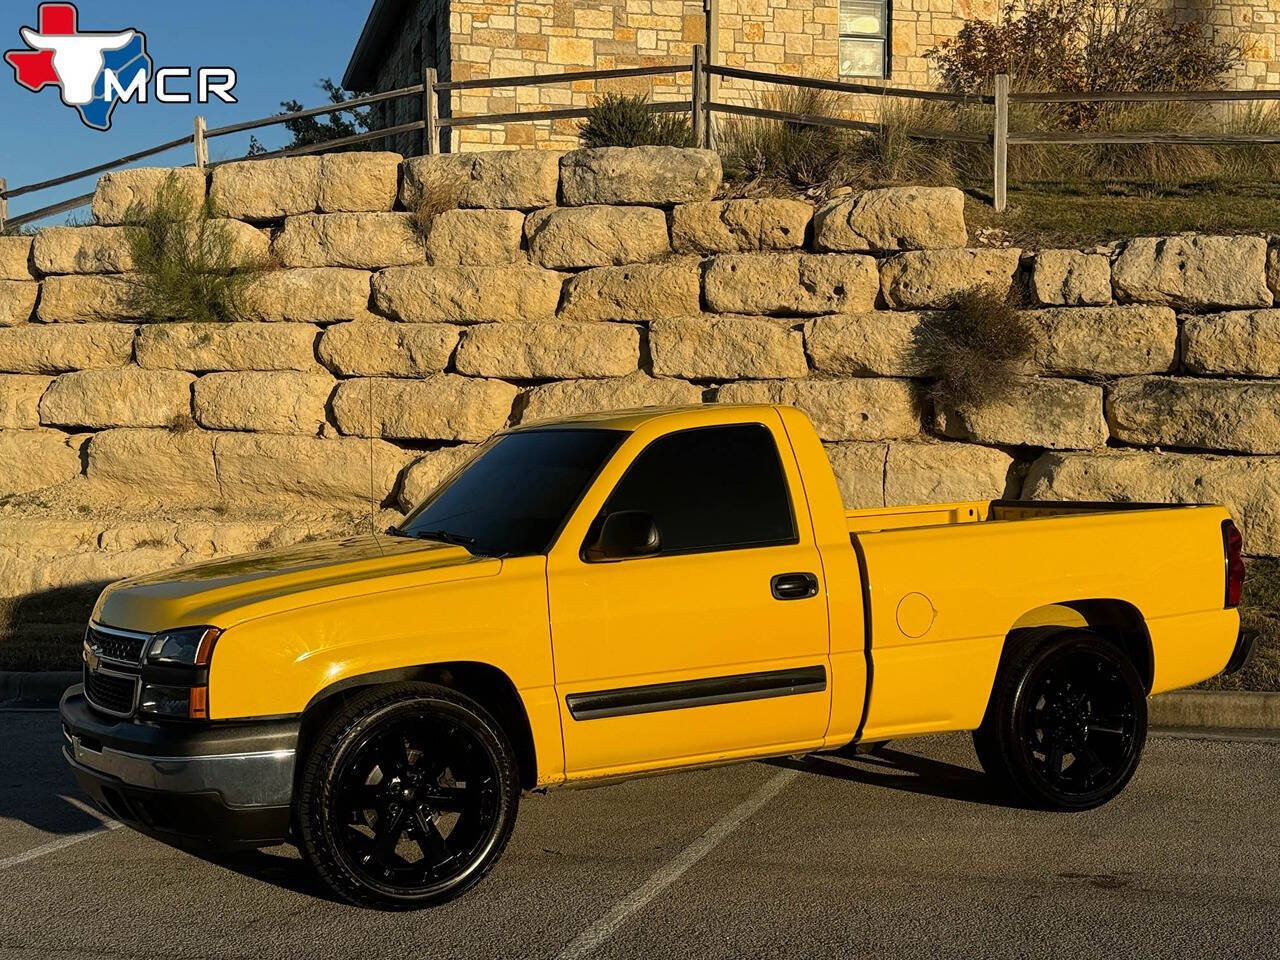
left=247, top=78, right=373, bottom=156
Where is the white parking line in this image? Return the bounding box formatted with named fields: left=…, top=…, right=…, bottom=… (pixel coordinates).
left=0, top=796, right=120, bottom=870
left=555, top=766, right=799, bottom=960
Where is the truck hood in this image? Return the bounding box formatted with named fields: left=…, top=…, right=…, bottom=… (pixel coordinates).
left=93, top=533, right=500, bottom=634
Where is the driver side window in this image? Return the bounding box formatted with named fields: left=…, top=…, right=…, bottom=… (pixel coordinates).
left=594, top=423, right=797, bottom=557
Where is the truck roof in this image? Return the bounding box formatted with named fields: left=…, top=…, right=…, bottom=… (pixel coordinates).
left=510, top=403, right=780, bottom=433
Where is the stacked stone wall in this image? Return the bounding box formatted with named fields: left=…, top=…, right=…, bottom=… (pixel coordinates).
left=3, top=146, right=1280, bottom=661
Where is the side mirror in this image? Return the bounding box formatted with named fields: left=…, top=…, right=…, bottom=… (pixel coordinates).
left=585, top=510, right=661, bottom=562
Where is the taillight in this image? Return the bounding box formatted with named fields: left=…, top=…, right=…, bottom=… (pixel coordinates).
left=1223, top=519, right=1245, bottom=608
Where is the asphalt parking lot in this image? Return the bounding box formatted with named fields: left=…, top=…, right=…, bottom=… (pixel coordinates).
left=1, top=708, right=1277, bottom=960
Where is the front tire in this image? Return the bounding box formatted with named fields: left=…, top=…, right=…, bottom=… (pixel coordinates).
left=973, top=630, right=1147, bottom=811
left=295, top=682, right=519, bottom=909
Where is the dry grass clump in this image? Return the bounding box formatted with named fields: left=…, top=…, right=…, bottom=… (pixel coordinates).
left=914, top=287, right=1035, bottom=410
left=406, top=168, right=463, bottom=244
left=124, top=172, right=262, bottom=323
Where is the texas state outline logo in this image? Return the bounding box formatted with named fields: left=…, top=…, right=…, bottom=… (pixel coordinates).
left=4, top=3, right=151, bottom=131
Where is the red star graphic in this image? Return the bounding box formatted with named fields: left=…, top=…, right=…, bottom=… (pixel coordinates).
left=5, top=4, right=79, bottom=92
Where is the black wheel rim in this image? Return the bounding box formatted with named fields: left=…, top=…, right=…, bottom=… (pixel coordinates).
left=332, top=712, right=502, bottom=897
left=1019, top=648, right=1139, bottom=799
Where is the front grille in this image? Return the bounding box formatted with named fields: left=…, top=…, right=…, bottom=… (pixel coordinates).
left=87, top=625, right=148, bottom=664
left=84, top=664, right=138, bottom=716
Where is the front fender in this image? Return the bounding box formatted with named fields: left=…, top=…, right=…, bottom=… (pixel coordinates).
left=206, top=556, right=562, bottom=779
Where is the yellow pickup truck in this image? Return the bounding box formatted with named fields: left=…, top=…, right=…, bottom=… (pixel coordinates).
left=61, top=404, right=1250, bottom=908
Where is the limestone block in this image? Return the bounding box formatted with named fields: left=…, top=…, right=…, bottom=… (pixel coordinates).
left=427, top=209, right=526, bottom=266
left=402, top=152, right=560, bottom=210
left=1106, top=376, right=1280, bottom=454
left=0, top=236, right=35, bottom=280
left=209, top=157, right=322, bottom=220
left=0, top=375, right=50, bottom=428
left=0, top=281, right=38, bottom=326
left=936, top=377, right=1107, bottom=449
left=397, top=445, right=479, bottom=511
left=318, top=152, right=402, bottom=213
left=32, top=226, right=136, bottom=275
left=455, top=322, right=640, bottom=378
left=0, top=323, right=134, bottom=373
left=1024, top=449, right=1280, bottom=555
left=670, top=199, right=811, bottom=253
left=332, top=375, right=518, bottom=441
left=704, top=253, right=879, bottom=315
left=651, top=316, right=808, bottom=380
left=238, top=268, right=373, bottom=323
left=38, top=368, right=193, bottom=429
left=884, top=441, right=1015, bottom=505
left=558, top=260, right=700, bottom=322
left=92, top=168, right=206, bottom=225
left=560, top=147, right=721, bottom=205
left=135, top=322, right=321, bottom=372
left=36, top=274, right=140, bottom=322
left=0, top=429, right=83, bottom=495
left=1031, top=250, right=1112, bottom=306
left=813, top=186, right=966, bottom=252
left=1183, top=310, right=1280, bottom=377
left=85, top=428, right=218, bottom=501
left=272, top=213, right=425, bottom=269
left=194, top=371, right=334, bottom=435
left=1112, top=235, right=1271, bottom=309
left=373, top=265, right=564, bottom=323
left=880, top=248, right=1021, bottom=309
left=318, top=321, right=459, bottom=377
left=524, top=205, right=670, bottom=268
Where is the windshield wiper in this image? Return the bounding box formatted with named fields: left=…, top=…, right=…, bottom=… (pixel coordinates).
left=408, top=528, right=477, bottom=548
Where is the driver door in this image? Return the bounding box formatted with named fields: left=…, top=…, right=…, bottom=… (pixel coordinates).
left=545, top=411, right=833, bottom=779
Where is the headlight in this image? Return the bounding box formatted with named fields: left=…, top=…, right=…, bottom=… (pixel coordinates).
left=140, top=683, right=199, bottom=718
left=146, top=626, right=221, bottom=666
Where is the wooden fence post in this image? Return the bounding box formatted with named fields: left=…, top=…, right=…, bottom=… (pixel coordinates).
left=193, top=116, right=208, bottom=169
left=425, top=67, right=440, bottom=155
left=0, top=179, right=7, bottom=234
left=993, top=73, right=1009, bottom=213
left=692, top=45, right=706, bottom=148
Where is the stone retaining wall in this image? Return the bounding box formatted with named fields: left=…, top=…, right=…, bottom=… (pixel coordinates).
left=3, top=146, right=1279, bottom=662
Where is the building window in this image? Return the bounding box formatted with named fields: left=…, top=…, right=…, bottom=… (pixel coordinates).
left=839, top=0, right=889, bottom=79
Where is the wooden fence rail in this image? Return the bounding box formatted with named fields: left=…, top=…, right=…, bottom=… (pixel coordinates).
left=5, top=50, right=1280, bottom=229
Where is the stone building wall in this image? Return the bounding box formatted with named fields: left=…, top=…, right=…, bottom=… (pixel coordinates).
left=367, top=0, right=449, bottom=156
left=446, top=0, right=705, bottom=151
left=3, top=147, right=1280, bottom=668
left=356, top=0, right=1278, bottom=154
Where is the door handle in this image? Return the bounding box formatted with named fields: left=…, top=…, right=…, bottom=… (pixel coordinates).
left=771, top=572, right=818, bottom=601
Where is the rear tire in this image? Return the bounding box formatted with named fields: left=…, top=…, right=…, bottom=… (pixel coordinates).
left=295, top=682, right=519, bottom=909
left=973, top=630, right=1147, bottom=811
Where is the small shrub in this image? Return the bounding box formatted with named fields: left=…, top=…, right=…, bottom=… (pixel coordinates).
left=578, top=93, right=696, bottom=148
left=406, top=168, right=463, bottom=244
left=124, top=173, right=261, bottom=323
left=165, top=412, right=198, bottom=434
left=915, top=287, right=1035, bottom=411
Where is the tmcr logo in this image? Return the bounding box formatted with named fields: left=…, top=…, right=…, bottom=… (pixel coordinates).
left=4, top=3, right=237, bottom=131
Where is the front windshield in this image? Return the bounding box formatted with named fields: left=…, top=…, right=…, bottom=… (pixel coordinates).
left=397, top=428, right=625, bottom=557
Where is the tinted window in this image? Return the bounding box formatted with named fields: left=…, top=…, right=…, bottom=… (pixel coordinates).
left=595, top=424, right=796, bottom=556
left=399, top=429, right=624, bottom=557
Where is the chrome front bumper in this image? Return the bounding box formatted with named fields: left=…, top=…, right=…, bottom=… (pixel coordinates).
left=60, top=686, right=299, bottom=848
left=63, top=731, right=296, bottom=808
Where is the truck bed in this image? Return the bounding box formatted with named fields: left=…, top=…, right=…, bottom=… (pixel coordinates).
left=843, top=497, right=1236, bottom=742
left=845, top=499, right=1199, bottom=536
